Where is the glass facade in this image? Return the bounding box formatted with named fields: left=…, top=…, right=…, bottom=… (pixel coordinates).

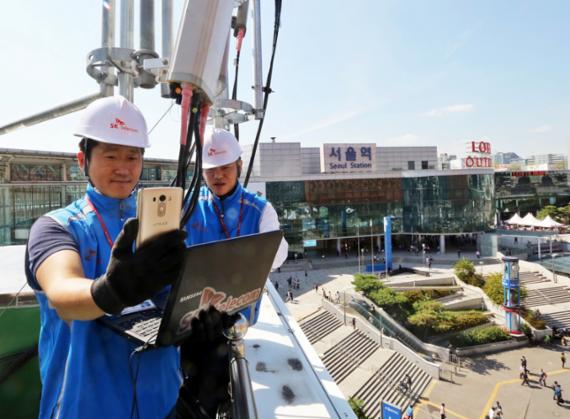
left=495, top=170, right=570, bottom=218
left=266, top=174, right=495, bottom=253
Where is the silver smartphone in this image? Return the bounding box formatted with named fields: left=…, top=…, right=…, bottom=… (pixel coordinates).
left=136, top=187, right=183, bottom=247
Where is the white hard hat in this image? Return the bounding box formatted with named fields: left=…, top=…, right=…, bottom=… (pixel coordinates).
left=74, top=96, right=150, bottom=148
left=202, top=128, right=243, bottom=169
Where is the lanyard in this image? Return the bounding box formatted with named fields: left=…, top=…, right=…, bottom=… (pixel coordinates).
left=85, top=196, right=114, bottom=248
left=211, top=193, right=245, bottom=239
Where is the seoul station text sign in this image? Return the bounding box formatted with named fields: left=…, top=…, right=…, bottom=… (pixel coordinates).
left=320, top=143, right=376, bottom=173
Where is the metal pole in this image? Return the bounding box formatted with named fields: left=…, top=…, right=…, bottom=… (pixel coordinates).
left=370, top=219, right=374, bottom=274
left=140, top=0, right=154, bottom=51
left=357, top=224, right=361, bottom=273
left=251, top=0, right=264, bottom=118
left=101, top=0, right=115, bottom=96
left=160, top=0, right=173, bottom=97
left=0, top=93, right=104, bottom=135
left=119, top=0, right=135, bottom=101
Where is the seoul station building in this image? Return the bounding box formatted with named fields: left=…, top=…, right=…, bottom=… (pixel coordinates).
left=9, top=142, right=565, bottom=257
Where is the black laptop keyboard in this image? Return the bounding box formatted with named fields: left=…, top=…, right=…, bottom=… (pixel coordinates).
left=116, top=310, right=162, bottom=339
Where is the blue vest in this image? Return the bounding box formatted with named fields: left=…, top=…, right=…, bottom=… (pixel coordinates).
left=31, top=184, right=180, bottom=419
left=185, top=184, right=267, bottom=324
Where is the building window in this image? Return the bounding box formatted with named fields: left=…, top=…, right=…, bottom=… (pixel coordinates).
left=407, top=161, right=415, bottom=170
left=11, top=163, right=62, bottom=182
left=421, top=160, right=429, bottom=170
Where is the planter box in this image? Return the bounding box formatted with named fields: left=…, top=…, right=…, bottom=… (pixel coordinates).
left=455, top=336, right=528, bottom=357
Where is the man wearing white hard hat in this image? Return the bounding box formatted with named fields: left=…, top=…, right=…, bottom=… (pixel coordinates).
left=25, top=96, right=186, bottom=418
left=179, top=128, right=288, bottom=414
left=184, top=127, right=288, bottom=288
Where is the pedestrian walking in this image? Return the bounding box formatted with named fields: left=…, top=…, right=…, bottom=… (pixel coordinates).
left=553, top=381, right=563, bottom=405
left=457, top=249, right=461, bottom=259
left=404, top=404, right=414, bottom=419
left=274, top=280, right=279, bottom=292
left=351, top=317, right=356, bottom=329
left=521, top=355, right=527, bottom=369
left=562, top=352, right=566, bottom=368
left=521, top=369, right=529, bottom=386
left=405, top=374, right=412, bottom=393
left=495, top=401, right=503, bottom=418
left=476, top=250, right=481, bottom=259
left=488, top=406, right=495, bottom=419
left=440, top=402, right=446, bottom=419
left=539, top=369, right=548, bottom=386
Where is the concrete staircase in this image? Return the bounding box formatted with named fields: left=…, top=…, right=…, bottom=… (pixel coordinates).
left=523, top=286, right=570, bottom=307
left=321, top=330, right=379, bottom=383
left=540, top=310, right=570, bottom=329
left=519, top=271, right=548, bottom=285
left=351, top=352, right=432, bottom=418
left=299, top=310, right=343, bottom=344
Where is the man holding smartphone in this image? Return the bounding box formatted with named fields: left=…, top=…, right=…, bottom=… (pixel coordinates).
left=178, top=128, right=288, bottom=416
left=25, top=96, right=186, bottom=419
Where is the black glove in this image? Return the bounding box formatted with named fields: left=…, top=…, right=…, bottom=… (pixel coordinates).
left=177, top=306, right=240, bottom=418
left=91, top=218, right=186, bottom=314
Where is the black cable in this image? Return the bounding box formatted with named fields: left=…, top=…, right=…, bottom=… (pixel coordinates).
left=129, top=347, right=145, bottom=419
left=181, top=98, right=202, bottom=213
left=181, top=107, right=203, bottom=227
left=231, top=38, right=242, bottom=141
left=244, top=0, right=282, bottom=187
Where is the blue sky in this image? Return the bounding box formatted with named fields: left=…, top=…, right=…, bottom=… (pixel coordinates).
left=1, top=1, right=569, bottom=160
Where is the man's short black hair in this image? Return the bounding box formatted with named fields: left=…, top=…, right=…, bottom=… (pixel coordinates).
left=79, top=138, right=145, bottom=160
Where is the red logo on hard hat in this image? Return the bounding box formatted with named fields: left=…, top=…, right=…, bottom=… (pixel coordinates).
left=207, top=147, right=227, bottom=157
left=109, top=118, right=139, bottom=133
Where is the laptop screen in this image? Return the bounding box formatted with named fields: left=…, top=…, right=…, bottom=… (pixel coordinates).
left=156, top=230, right=283, bottom=346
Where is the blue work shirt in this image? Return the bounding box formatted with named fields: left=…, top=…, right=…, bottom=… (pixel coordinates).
left=26, top=184, right=181, bottom=419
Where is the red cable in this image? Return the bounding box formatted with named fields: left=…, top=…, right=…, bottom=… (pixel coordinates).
left=180, top=84, right=193, bottom=146
left=199, top=104, right=210, bottom=144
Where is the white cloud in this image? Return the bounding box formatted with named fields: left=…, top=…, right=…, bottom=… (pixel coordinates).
left=424, top=104, right=474, bottom=117
left=530, top=125, right=552, bottom=133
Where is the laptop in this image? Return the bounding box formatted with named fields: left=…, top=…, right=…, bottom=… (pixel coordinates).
left=99, top=230, right=283, bottom=347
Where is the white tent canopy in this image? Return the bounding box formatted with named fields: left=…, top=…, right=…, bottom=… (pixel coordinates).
left=539, top=215, right=565, bottom=228
left=519, top=212, right=542, bottom=227
left=505, top=213, right=524, bottom=225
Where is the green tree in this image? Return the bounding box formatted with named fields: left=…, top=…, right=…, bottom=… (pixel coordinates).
left=370, top=288, right=408, bottom=308
left=558, top=205, right=570, bottom=224
left=348, top=397, right=369, bottom=419
left=352, top=273, right=383, bottom=294
left=454, top=259, right=475, bottom=282
left=537, top=205, right=561, bottom=221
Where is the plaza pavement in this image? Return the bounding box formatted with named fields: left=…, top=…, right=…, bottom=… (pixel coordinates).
left=269, top=253, right=570, bottom=419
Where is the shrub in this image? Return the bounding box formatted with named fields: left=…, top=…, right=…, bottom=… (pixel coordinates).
left=454, top=259, right=475, bottom=281
left=352, top=273, right=383, bottom=294
left=483, top=272, right=527, bottom=305
left=348, top=397, right=369, bottom=419
left=370, top=288, right=408, bottom=309
left=483, top=274, right=504, bottom=305
left=450, top=325, right=511, bottom=347
left=521, top=308, right=547, bottom=330
left=454, top=311, right=489, bottom=329
left=454, top=259, right=484, bottom=287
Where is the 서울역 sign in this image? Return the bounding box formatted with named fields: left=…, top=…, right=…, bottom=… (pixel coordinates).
left=320, top=143, right=376, bottom=173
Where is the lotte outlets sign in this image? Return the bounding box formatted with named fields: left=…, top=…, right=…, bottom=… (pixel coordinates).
left=320, top=143, right=376, bottom=173
left=464, top=140, right=492, bottom=168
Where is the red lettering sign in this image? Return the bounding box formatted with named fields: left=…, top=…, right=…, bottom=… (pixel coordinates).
left=466, top=156, right=492, bottom=168
left=470, top=141, right=492, bottom=154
